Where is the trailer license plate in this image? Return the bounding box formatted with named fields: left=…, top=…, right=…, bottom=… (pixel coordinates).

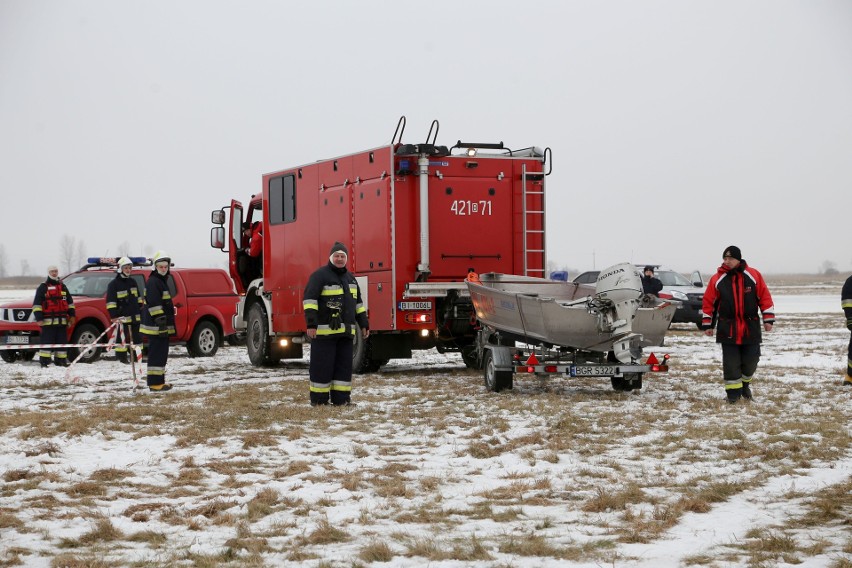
left=398, top=301, right=432, bottom=310
left=4, top=336, right=29, bottom=345
left=571, top=365, right=615, bottom=377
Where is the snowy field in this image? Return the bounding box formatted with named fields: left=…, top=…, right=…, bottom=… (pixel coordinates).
left=1, top=285, right=850, bottom=567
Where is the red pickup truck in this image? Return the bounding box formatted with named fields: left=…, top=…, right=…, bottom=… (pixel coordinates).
left=0, top=258, right=239, bottom=363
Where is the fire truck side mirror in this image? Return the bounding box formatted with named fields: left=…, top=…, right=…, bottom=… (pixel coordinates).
left=211, top=227, right=225, bottom=249
left=211, top=210, right=225, bottom=225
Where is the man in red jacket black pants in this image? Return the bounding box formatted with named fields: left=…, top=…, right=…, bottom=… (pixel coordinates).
left=701, top=246, right=775, bottom=403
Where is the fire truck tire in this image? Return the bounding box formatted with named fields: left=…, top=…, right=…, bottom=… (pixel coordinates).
left=0, top=350, right=17, bottom=363
left=461, top=345, right=479, bottom=369
left=70, top=323, right=102, bottom=363
left=247, top=303, right=279, bottom=366
left=186, top=321, right=220, bottom=358
left=483, top=350, right=513, bottom=392
left=352, top=325, right=369, bottom=373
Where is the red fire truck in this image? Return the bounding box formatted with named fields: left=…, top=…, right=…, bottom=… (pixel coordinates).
left=211, top=117, right=551, bottom=371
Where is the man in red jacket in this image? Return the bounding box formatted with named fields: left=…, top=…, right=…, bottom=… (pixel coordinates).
left=701, top=245, right=775, bottom=403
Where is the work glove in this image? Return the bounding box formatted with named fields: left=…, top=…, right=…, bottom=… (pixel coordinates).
left=330, top=310, right=341, bottom=330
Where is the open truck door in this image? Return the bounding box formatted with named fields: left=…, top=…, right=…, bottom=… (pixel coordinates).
left=210, top=200, right=245, bottom=294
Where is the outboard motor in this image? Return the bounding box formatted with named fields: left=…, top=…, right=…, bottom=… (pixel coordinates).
left=593, top=263, right=644, bottom=362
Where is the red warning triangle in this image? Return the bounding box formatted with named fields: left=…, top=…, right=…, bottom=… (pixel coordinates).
left=525, top=353, right=539, bottom=365
left=646, top=352, right=659, bottom=365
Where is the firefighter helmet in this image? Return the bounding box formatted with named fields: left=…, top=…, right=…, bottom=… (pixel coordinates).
left=117, top=256, right=132, bottom=271
left=152, top=251, right=171, bottom=265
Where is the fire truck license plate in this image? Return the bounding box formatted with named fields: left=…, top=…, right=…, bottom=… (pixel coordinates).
left=4, top=336, right=29, bottom=345
left=398, top=302, right=432, bottom=310
left=570, top=365, right=615, bottom=377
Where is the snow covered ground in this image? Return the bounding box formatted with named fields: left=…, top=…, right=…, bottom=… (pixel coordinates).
left=1, top=285, right=850, bottom=567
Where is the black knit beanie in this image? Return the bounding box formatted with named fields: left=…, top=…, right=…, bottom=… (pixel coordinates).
left=329, top=241, right=348, bottom=257
left=723, top=245, right=742, bottom=261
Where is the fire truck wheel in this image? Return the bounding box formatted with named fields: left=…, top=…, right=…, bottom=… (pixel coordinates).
left=0, top=350, right=17, bottom=363
left=247, top=303, right=279, bottom=366
left=70, top=323, right=102, bottom=363
left=461, top=346, right=479, bottom=369
left=483, top=350, right=513, bottom=392
left=187, top=321, right=220, bottom=358
left=352, top=325, right=367, bottom=373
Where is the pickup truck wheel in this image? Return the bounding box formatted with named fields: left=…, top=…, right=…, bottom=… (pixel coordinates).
left=247, top=303, right=279, bottom=366
left=484, top=350, right=512, bottom=392
left=70, top=323, right=102, bottom=363
left=187, top=321, right=219, bottom=358
left=0, top=351, right=17, bottom=363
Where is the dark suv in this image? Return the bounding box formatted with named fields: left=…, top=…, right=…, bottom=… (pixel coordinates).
left=572, top=268, right=705, bottom=328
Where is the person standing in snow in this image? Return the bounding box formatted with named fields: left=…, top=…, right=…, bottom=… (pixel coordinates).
left=701, top=246, right=775, bottom=403
left=641, top=265, right=663, bottom=297
left=303, top=241, right=369, bottom=406
left=106, top=257, right=143, bottom=364
left=140, top=251, right=176, bottom=392
left=842, top=274, right=852, bottom=387
left=32, top=265, right=75, bottom=367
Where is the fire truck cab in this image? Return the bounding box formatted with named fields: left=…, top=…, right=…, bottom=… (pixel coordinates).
left=211, top=117, right=550, bottom=371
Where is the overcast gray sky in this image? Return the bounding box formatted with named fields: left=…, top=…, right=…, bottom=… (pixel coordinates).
left=2, top=0, right=851, bottom=276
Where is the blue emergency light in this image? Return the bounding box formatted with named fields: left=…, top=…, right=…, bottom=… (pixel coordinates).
left=86, top=256, right=148, bottom=266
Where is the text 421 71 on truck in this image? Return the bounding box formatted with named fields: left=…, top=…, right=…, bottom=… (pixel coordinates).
left=0, top=257, right=240, bottom=363
left=211, top=116, right=551, bottom=372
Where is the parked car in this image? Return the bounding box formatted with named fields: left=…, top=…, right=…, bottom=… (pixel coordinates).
left=572, top=267, right=705, bottom=328
left=0, top=257, right=239, bottom=363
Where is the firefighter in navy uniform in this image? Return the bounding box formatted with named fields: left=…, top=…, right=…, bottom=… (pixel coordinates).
left=32, top=265, right=75, bottom=367
left=140, top=251, right=176, bottom=391
left=106, top=257, right=143, bottom=364
left=842, top=274, right=852, bottom=387
left=303, top=242, right=369, bottom=406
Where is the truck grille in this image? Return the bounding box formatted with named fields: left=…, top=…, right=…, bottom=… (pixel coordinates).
left=1, top=308, right=34, bottom=323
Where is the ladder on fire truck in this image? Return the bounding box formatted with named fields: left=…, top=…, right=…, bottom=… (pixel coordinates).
left=522, top=163, right=546, bottom=277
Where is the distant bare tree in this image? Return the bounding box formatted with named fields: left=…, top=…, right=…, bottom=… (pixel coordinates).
left=117, top=240, right=131, bottom=258
left=820, top=260, right=838, bottom=276
left=75, top=240, right=86, bottom=270
left=60, top=235, right=76, bottom=274
left=20, top=259, right=30, bottom=277
left=0, top=244, right=7, bottom=278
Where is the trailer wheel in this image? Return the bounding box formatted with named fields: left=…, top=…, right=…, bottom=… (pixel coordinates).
left=186, top=320, right=220, bottom=358
left=70, top=323, right=102, bottom=363
left=612, top=374, right=643, bottom=391
left=624, top=373, right=643, bottom=391
left=483, top=350, right=513, bottom=392
left=247, top=303, right=279, bottom=366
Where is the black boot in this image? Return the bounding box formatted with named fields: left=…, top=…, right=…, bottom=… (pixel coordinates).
left=726, top=388, right=742, bottom=404
left=741, top=383, right=753, bottom=400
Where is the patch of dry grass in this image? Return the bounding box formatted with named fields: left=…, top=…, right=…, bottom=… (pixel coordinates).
left=1, top=305, right=850, bottom=567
